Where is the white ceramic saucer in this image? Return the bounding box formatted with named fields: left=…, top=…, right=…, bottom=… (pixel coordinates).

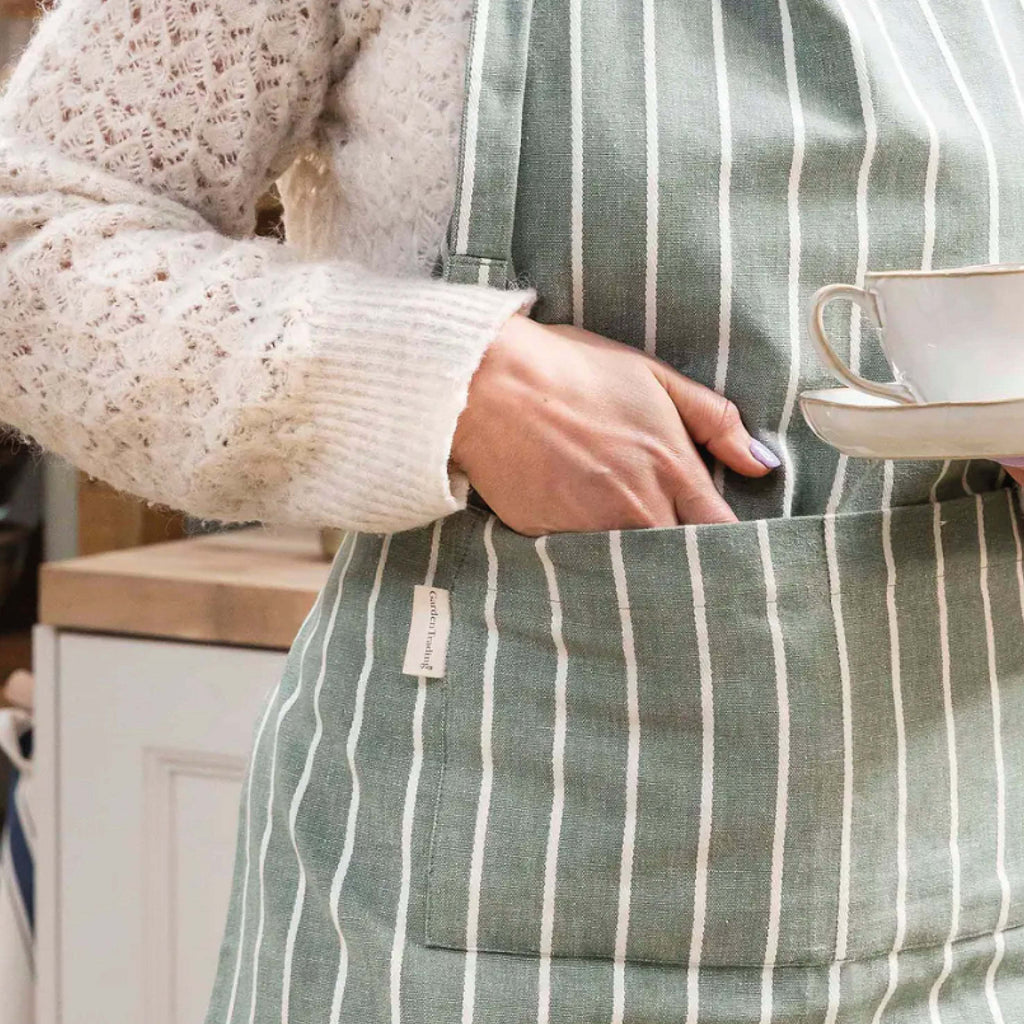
left=799, top=387, right=1024, bottom=460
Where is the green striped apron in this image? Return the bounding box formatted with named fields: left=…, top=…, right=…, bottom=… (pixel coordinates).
left=206, top=2, right=1024, bottom=1021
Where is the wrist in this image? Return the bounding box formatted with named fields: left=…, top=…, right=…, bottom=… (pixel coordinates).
left=450, top=311, right=534, bottom=473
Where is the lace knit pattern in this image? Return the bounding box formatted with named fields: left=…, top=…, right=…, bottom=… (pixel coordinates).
left=0, top=0, right=534, bottom=533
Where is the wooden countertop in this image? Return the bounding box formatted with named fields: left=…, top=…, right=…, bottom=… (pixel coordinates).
left=39, top=527, right=332, bottom=650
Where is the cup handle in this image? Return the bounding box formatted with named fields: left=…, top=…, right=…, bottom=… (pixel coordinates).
left=808, top=283, right=917, bottom=404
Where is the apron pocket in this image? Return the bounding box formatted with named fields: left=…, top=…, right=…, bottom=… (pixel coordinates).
left=422, top=493, right=1024, bottom=967
left=423, top=509, right=834, bottom=967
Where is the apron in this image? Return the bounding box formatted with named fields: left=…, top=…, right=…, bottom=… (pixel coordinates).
left=206, top=2, right=1024, bottom=1021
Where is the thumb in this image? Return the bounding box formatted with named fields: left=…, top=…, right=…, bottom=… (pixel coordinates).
left=653, top=365, right=780, bottom=477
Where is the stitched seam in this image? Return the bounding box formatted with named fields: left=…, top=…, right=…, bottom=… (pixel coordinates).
left=426, top=919, right=1024, bottom=970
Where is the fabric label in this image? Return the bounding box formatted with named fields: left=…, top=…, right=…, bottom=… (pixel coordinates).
left=402, top=585, right=451, bottom=679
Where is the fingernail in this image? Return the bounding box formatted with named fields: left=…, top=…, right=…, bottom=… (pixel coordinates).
left=999, top=457, right=1024, bottom=468
left=750, top=439, right=782, bottom=470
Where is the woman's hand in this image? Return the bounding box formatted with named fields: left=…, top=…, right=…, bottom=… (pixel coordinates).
left=450, top=314, right=780, bottom=536
left=1002, top=462, right=1024, bottom=489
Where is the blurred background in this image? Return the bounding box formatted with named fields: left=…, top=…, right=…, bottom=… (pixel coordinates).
left=0, top=0, right=289, bottom=712
left=0, top=9, right=312, bottom=1024
left=0, top=0, right=294, bottom=768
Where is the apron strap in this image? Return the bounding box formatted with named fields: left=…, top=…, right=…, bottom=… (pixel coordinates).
left=441, top=0, right=534, bottom=288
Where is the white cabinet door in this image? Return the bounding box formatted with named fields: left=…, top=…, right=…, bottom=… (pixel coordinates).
left=40, top=630, right=285, bottom=1024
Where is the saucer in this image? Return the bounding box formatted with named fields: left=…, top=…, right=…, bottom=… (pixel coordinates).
left=799, top=387, right=1024, bottom=460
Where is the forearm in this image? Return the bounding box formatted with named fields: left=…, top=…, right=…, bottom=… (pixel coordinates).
left=0, top=0, right=535, bottom=532
left=0, top=144, right=534, bottom=531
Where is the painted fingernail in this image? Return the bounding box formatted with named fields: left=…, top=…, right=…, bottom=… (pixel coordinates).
left=750, top=439, right=782, bottom=470
left=998, top=457, right=1024, bottom=468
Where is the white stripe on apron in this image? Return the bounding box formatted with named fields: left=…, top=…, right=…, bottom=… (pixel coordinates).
left=776, top=0, right=805, bottom=519
left=570, top=0, right=584, bottom=328
left=825, top=0, right=877, bottom=518
left=981, top=0, right=1024, bottom=124
left=710, top=0, right=733, bottom=495
left=283, top=538, right=359, bottom=1019
left=329, top=537, right=391, bottom=1024
left=684, top=527, right=715, bottom=1024
left=871, top=461, right=909, bottom=1024
left=864, top=0, right=939, bottom=270
left=642, top=0, right=659, bottom=356
left=460, top=517, right=499, bottom=1024
left=823, top=503, right=853, bottom=1024
left=609, top=529, right=641, bottom=1024
left=455, top=0, right=492, bottom=254
left=823, top=8, right=876, bottom=1017
left=389, top=520, right=445, bottom=1024
left=915, top=0, right=1000, bottom=262
left=977, top=495, right=1010, bottom=1024
left=929, top=462, right=961, bottom=1024
left=757, top=520, right=790, bottom=1024
left=535, top=535, right=569, bottom=1024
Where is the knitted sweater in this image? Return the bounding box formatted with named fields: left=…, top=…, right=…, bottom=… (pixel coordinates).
left=0, top=0, right=535, bottom=534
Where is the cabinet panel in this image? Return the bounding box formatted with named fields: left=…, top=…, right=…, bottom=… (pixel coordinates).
left=145, top=749, right=248, bottom=1024
left=172, top=770, right=243, bottom=1023
left=55, top=633, right=284, bottom=1024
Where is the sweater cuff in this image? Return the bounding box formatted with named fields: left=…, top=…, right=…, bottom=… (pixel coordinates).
left=297, top=270, right=536, bottom=534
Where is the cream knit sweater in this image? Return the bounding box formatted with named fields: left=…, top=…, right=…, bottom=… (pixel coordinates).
left=0, top=0, right=535, bottom=534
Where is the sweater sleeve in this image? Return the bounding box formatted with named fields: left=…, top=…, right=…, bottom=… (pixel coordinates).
left=0, top=0, right=534, bottom=534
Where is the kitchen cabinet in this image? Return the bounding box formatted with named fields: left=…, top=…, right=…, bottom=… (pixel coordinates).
left=34, top=528, right=330, bottom=1024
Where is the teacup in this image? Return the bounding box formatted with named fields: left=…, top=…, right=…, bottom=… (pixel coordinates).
left=808, top=264, right=1024, bottom=405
